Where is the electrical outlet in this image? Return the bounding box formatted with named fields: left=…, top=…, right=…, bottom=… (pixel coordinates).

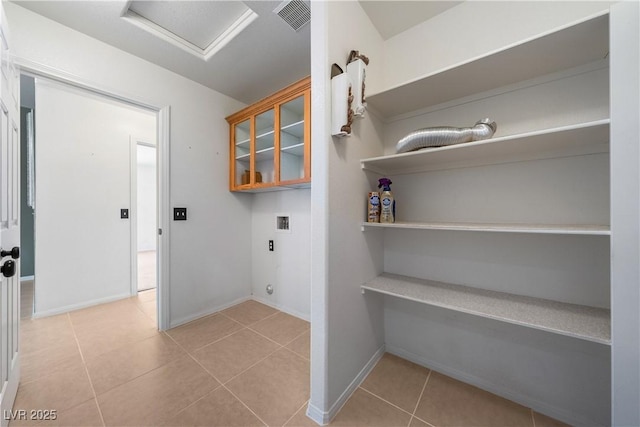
left=269, top=240, right=274, bottom=251
left=174, top=207, right=187, bottom=221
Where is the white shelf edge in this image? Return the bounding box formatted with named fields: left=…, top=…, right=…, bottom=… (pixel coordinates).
left=365, top=12, right=609, bottom=118
left=281, top=120, right=304, bottom=133
left=360, top=119, right=610, bottom=174
left=361, top=221, right=610, bottom=236
left=362, top=273, right=610, bottom=345
left=281, top=142, right=305, bottom=155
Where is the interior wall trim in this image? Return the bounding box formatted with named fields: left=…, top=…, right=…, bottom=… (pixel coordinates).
left=307, top=345, right=385, bottom=425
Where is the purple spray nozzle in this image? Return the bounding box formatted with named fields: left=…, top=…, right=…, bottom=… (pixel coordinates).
left=378, top=178, right=392, bottom=191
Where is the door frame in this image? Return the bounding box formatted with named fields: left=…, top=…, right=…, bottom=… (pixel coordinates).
left=16, top=59, right=171, bottom=331
left=130, top=138, right=157, bottom=296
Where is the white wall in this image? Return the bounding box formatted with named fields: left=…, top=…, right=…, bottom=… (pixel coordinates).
left=610, top=2, right=640, bottom=425
left=137, top=146, right=156, bottom=252
left=313, top=1, right=615, bottom=426
left=309, top=1, right=386, bottom=423
left=251, top=189, right=310, bottom=320
left=34, top=79, right=156, bottom=315
left=7, top=3, right=251, bottom=326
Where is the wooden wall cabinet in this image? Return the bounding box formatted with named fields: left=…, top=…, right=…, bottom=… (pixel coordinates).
left=226, top=77, right=311, bottom=192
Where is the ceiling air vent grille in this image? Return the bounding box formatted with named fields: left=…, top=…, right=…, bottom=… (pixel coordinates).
left=274, top=0, right=310, bottom=32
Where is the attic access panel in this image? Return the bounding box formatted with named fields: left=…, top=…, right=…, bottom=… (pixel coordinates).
left=123, top=1, right=258, bottom=60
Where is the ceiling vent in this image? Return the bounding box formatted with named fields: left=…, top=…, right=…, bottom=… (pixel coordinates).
left=274, top=0, right=310, bottom=32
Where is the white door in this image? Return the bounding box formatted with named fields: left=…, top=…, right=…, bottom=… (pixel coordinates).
left=0, top=3, right=21, bottom=424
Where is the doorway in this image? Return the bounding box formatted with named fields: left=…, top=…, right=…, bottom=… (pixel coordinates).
left=134, top=142, right=157, bottom=293
left=17, top=73, right=169, bottom=330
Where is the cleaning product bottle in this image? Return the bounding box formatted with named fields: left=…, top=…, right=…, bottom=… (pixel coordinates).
left=378, top=178, right=395, bottom=223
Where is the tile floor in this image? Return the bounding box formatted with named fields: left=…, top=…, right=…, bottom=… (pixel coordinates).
left=137, top=251, right=157, bottom=292
left=13, top=294, right=568, bottom=427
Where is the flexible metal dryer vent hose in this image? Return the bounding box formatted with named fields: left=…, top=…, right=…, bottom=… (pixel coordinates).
left=395, top=119, right=497, bottom=154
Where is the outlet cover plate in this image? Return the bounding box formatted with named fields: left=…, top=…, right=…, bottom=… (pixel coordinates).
left=174, top=207, right=187, bottom=221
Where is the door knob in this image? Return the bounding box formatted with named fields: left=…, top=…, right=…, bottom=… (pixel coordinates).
left=1, top=260, right=15, bottom=278
left=1, top=247, right=19, bottom=259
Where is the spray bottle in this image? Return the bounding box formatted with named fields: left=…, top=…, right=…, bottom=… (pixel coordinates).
left=378, top=178, right=395, bottom=223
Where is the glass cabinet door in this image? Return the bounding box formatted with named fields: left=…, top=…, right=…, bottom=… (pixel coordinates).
left=279, top=95, right=306, bottom=182
left=233, top=119, right=251, bottom=188
left=254, top=108, right=275, bottom=185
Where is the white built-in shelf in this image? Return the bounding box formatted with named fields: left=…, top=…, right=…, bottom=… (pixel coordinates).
left=361, top=221, right=610, bottom=236
left=361, top=120, right=609, bottom=175
left=236, top=122, right=303, bottom=151
left=236, top=147, right=275, bottom=163
left=282, top=120, right=304, bottom=138
left=362, top=273, right=610, bottom=345
left=366, top=14, right=608, bottom=119
left=281, top=142, right=305, bottom=156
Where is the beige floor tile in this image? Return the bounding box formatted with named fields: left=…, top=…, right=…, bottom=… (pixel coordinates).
left=415, top=371, right=533, bottom=427
left=68, top=298, right=142, bottom=328
left=249, top=312, right=309, bottom=345
left=137, top=250, right=156, bottom=291
left=86, top=333, right=185, bottom=395
left=192, top=328, right=280, bottom=383
left=222, top=300, right=278, bottom=326
left=137, top=300, right=157, bottom=323
left=164, top=387, right=265, bottom=427
left=533, top=412, right=570, bottom=427
left=360, top=353, right=429, bottom=413
left=136, top=288, right=156, bottom=303
left=13, top=357, right=94, bottom=415
left=20, top=315, right=77, bottom=356
left=283, top=403, right=317, bottom=427
left=74, top=311, right=159, bottom=360
left=166, top=314, right=244, bottom=352
left=21, top=341, right=83, bottom=384
left=226, top=348, right=309, bottom=427
left=330, top=388, right=411, bottom=427
left=98, top=355, right=219, bottom=426
left=286, top=330, right=310, bottom=360
left=32, top=399, right=104, bottom=427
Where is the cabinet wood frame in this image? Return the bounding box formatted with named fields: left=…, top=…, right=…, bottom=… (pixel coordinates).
left=226, top=76, right=311, bottom=192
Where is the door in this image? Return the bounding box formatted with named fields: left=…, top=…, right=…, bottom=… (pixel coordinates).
left=0, top=3, right=21, bottom=423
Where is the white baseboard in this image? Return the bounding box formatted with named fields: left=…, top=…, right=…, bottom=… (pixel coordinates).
left=20, top=275, right=35, bottom=282
left=250, top=295, right=310, bottom=322
left=169, top=295, right=252, bottom=329
left=385, top=344, right=599, bottom=427
left=307, top=344, right=385, bottom=425
left=33, top=292, right=133, bottom=318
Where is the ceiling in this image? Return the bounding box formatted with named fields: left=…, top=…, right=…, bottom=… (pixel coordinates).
left=359, top=1, right=462, bottom=40
left=12, top=0, right=311, bottom=104
left=11, top=1, right=461, bottom=104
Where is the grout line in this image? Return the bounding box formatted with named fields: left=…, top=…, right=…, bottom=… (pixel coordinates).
left=407, top=374, right=429, bottom=427
left=185, top=323, right=249, bottom=353
left=358, top=387, right=416, bottom=419
left=531, top=408, right=537, bottom=427
left=281, top=399, right=309, bottom=427
left=167, top=330, right=270, bottom=427
left=410, top=371, right=438, bottom=427
left=216, top=342, right=284, bottom=386
left=246, top=324, right=287, bottom=348
left=221, top=383, right=269, bottom=427
left=67, top=313, right=107, bottom=427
